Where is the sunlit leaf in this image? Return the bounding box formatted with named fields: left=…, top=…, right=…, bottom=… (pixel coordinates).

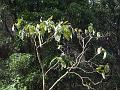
left=54, top=32, right=61, bottom=42
left=16, top=18, right=23, bottom=29
left=96, top=64, right=110, bottom=79
left=102, top=73, right=105, bottom=79
left=57, top=45, right=62, bottom=50
left=57, top=57, right=66, bottom=68
left=97, top=32, right=101, bottom=38
left=54, top=23, right=63, bottom=42
left=96, top=65, right=104, bottom=74
left=85, top=29, right=88, bottom=34
left=47, top=16, right=53, bottom=21
left=36, top=24, right=40, bottom=29
left=12, top=24, right=15, bottom=32
left=29, top=25, right=35, bottom=35
left=97, top=47, right=102, bottom=54
left=63, top=25, right=72, bottom=41
left=92, top=30, right=95, bottom=35
left=39, top=22, right=47, bottom=35
left=103, top=51, right=107, bottom=59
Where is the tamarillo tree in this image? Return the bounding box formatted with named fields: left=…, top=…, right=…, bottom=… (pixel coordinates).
left=11, top=17, right=110, bottom=90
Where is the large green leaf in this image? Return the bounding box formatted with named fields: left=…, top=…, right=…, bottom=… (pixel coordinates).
left=39, top=22, right=47, bottom=35
left=63, top=25, right=72, bottom=41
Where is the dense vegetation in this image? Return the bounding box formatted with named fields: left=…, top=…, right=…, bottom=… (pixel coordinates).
left=0, top=0, right=120, bottom=90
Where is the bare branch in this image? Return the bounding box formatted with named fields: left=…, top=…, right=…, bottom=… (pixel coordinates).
left=45, top=61, right=59, bottom=75
left=69, top=72, right=95, bottom=90
left=49, top=71, right=69, bottom=90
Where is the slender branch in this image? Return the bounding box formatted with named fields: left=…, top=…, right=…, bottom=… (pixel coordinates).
left=75, top=49, right=86, bottom=67
left=49, top=34, right=96, bottom=90
left=37, top=35, right=54, bottom=49
left=41, top=35, right=54, bottom=46
left=68, top=67, right=96, bottom=74
left=84, top=36, right=92, bottom=49
left=49, top=71, right=69, bottom=90
left=69, top=72, right=95, bottom=90
left=38, top=33, right=42, bottom=47
left=34, top=36, right=43, bottom=73
left=75, top=37, right=92, bottom=67
left=88, top=54, right=98, bottom=62
left=69, top=72, right=104, bottom=89
left=45, top=61, right=59, bottom=75
left=34, top=36, right=45, bottom=90
left=49, top=36, right=92, bottom=90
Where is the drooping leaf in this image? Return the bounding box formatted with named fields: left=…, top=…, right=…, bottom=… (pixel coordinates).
left=97, top=47, right=102, bottom=54
left=54, top=23, right=63, bottom=42
left=63, top=25, right=72, bottom=41
left=102, top=73, right=105, bottom=79
left=103, top=51, right=107, bottom=59
left=97, top=32, right=101, bottom=38
left=54, top=32, right=61, bottom=42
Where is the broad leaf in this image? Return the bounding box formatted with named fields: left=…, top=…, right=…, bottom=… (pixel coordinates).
left=63, top=25, right=72, bottom=41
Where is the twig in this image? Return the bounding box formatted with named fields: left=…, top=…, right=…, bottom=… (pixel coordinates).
left=49, top=71, right=69, bottom=90
left=69, top=72, right=95, bottom=90
left=45, top=61, right=58, bottom=75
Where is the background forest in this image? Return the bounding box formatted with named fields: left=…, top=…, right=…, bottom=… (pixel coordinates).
left=0, top=0, right=120, bottom=90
